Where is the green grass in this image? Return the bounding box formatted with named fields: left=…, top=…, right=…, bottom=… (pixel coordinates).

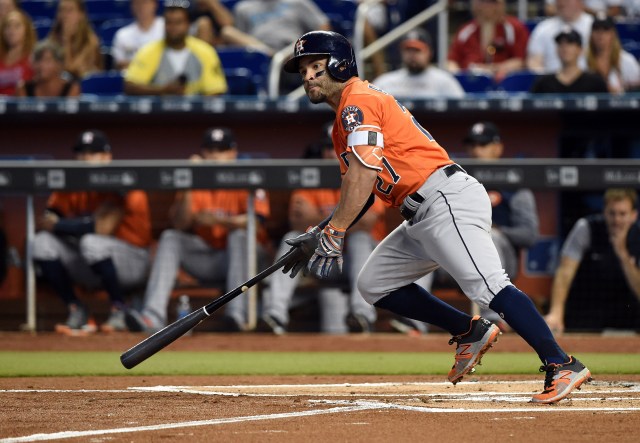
left=1, top=351, right=639, bottom=377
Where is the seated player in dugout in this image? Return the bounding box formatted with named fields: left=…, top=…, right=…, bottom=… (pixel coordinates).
left=125, top=127, right=271, bottom=333
left=33, top=130, right=152, bottom=336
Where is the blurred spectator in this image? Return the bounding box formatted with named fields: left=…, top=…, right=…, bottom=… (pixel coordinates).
left=15, top=40, right=81, bottom=97
left=545, top=0, right=623, bottom=16
left=190, top=0, right=272, bottom=53
left=0, top=0, right=18, bottom=21
left=233, top=0, right=331, bottom=54
left=447, top=0, right=529, bottom=82
left=463, top=122, right=539, bottom=325
left=124, top=0, right=227, bottom=96
left=587, top=14, right=640, bottom=93
left=259, top=125, right=381, bottom=334
left=356, top=0, right=389, bottom=78
left=373, top=28, right=465, bottom=98
left=0, top=202, right=6, bottom=287
left=111, top=0, right=165, bottom=70
left=545, top=188, right=640, bottom=333
left=0, top=9, right=35, bottom=95
left=33, top=130, right=152, bottom=336
left=125, top=127, right=271, bottom=333
left=623, top=0, right=640, bottom=16
left=530, top=27, right=609, bottom=93
left=47, top=0, right=103, bottom=78
left=527, top=0, right=593, bottom=73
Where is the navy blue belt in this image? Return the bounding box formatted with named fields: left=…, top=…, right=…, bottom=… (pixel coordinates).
left=399, top=164, right=464, bottom=221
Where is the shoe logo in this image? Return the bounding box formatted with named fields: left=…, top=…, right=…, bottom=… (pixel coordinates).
left=456, top=344, right=473, bottom=359
left=557, top=370, right=574, bottom=384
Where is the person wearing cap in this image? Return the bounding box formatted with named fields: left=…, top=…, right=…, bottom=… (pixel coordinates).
left=32, top=130, right=152, bottom=335
left=464, top=122, right=539, bottom=326
left=373, top=28, right=465, bottom=99
left=124, top=0, right=227, bottom=96
left=587, top=14, right=640, bottom=93
left=530, top=27, right=609, bottom=93
left=258, top=122, right=387, bottom=335
left=527, top=0, right=594, bottom=73
left=125, top=127, right=271, bottom=333
left=447, top=0, right=530, bottom=81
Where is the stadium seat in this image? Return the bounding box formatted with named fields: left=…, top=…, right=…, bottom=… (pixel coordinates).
left=454, top=72, right=494, bottom=93
left=98, top=18, right=132, bottom=47
left=224, top=68, right=257, bottom=96
left=20, top=0, right=58, bottom=21
left=615, top=19, right=640, bottom=44
left=32, top=17, right=52, bottom=40
left=495, top=71, right=539, bottom=93
left=85, top=0, right=132, bottom=25
left=524, top=17, right=544, bottom=34
left=80, top=71, right=124, bottom=96
left=216, top=47, right=271, bottom=94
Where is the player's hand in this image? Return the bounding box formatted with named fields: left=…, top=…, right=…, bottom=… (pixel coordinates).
left=282, top=226, right=321, bottom=278
left=308, top=223, right=346, bottom=279
left=544, top=312, right=565, bottom=336
left=38, top=211, right=59, bottom=232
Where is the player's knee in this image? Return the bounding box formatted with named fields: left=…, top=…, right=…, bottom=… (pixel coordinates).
left=79, top=234, right=109, bottom=263
left=356, top=270, right=383, bottom=306
left=33, top=231, right=60, bottom=260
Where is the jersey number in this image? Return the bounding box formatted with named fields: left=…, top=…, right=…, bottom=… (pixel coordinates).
left=341, top=148, right=400, bottom=195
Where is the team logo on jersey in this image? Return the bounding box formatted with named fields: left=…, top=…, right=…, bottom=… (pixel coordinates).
left=340, top=105, right=363, bottom=132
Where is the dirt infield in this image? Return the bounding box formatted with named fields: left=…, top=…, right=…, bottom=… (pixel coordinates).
left=1, top=333, right=639, bottom=442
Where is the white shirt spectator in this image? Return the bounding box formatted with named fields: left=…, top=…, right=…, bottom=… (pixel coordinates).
left=112, top=17, right=165, bottom=68
left=527, top=13, right=594, bottom=72
left=624, top=0, right=640, bottom=15
left=373, top=66, right=466, bottom=99
left=546, top=0, right=623, bottom=14
left=609, top=50, right=640, bottom=91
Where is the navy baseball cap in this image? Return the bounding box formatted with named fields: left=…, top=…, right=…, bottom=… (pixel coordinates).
left=401, top=28, right=432, bottom=51
left=72, top=130, right=111, bottom=153
left=201, top=127, right=237, bottom=150
left=463, top=122, right=501, bottom=146
left=592, top=13, right=615, bottom=31
left=555, top=27, right=582, bottom=46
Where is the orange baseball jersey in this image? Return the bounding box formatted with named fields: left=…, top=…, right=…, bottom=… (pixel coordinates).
left=292, top=188, right=387, bottom=242
left=332, top=78, right=453, bottom=208
left=46, top=190, right=152, bottom=247
left=189, top=189, right=270, bottom=250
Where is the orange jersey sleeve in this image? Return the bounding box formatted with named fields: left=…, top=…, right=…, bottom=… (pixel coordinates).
left=333, top=78, right=453, bottom=208
left=190, top=189, right=270, bottom=250
left=114, top=191, right=152, bottom=248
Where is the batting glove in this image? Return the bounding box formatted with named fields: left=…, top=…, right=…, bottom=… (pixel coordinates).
left=308, top=223, right=346, bottom=279
left=282, top=226, right=321, bottom=278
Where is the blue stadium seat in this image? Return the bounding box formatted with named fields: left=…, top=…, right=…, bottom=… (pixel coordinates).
left=216, top=47, right=271, bottom=94
left=20, top=0, right=58, bottom=21
left=81, top=71, right=124, bottom=96
left=224, top=68, right=257, bottom=96
left=99, top=18, right=132, bottom=47
left=454, top=72, right=494, bottom=93
left=495, top=71, right=539, bottom=93
left=315, top=0, right=357, bottom=36
left=32, top=17, right=52, bottom=40
left=525, top=17, right=544, bottom=34
left=615, top=19, right=640, bottom=44
left=85, top=0, right=132, bottom=24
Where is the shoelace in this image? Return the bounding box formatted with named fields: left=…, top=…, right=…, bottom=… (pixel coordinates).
left=448, top=336, right=462, bottom=346
left=539, top=363, right=561, bottom=389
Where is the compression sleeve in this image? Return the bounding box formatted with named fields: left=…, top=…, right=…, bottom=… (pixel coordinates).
left=53, top=217, right=95, bottom=237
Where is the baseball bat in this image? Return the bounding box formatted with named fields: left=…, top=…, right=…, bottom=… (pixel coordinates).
left=120, top=247, right=300, bottom=369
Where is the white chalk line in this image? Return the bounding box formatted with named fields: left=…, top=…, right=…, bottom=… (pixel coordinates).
left=2, top=381, right=640, bottom=442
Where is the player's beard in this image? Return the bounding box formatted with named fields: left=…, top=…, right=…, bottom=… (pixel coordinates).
left=305, top=84, right=326, bottom=104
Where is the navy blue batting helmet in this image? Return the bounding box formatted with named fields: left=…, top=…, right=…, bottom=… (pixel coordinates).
left=283, top=31, right=358, bottom=82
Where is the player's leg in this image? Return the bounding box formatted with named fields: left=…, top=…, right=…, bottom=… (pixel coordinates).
left=429, top=175, right=590, bottom=401
left=33, top=231, right=99, bottom=333
left=318, top=287, right=349, bottom=334
left=222, top=228, right=254, bottom=330
left=259, top=231, right=304, bottom=334
left=358, top=222, right=472, bottom=335
left=343, top=230, right=377, bottom=331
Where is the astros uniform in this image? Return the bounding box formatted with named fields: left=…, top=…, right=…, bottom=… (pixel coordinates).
left=137, top=189, right=270, bottom=327
left=262, top=189, right=384, bottom=332
left=33, top=190, right=151, bottom=290
left=333, top=78, right=511, bottom=309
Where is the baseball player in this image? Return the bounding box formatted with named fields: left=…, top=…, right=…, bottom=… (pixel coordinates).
left=279, top=30, right=591, bottom=404
left=33, top=130, right=152, bottom=335
left=125, top=127, right=270, bottom=333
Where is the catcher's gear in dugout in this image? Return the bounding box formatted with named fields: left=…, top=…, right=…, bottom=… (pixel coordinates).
left=283, top=30, right=358, bottom=81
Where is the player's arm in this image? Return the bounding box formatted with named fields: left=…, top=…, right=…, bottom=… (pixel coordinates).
left=546, top=255, right=580, bottom=334
left=331, top=154, right=378, bottom=230
left=94, top=202, right=125, bottom=235
left=170, top=191, right=195, bottom=231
